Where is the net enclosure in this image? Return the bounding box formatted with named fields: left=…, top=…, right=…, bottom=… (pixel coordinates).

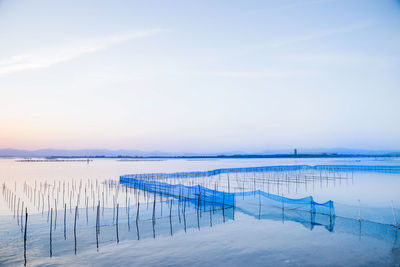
left=120, top=164, right=400, bottom=227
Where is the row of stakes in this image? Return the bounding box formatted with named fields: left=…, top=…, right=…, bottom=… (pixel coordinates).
left=1, top=177, right=234, bottom=265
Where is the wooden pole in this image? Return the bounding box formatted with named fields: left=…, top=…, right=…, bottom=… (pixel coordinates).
left=50, top=208, right=53, bottom=257
left=24, top=208, right=27, bottom=266
left=74, top=206, right=77, bottom=254
left=96, top=202, right=99, bottom=251
left=116, top=203, right=119, bottom=243
left=64, top=203, right=67, bottom=240
left=169, top=199, right=173, bottom=236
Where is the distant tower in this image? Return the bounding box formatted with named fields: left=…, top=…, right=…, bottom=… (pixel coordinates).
left=294, top=149, right=297, bottom=156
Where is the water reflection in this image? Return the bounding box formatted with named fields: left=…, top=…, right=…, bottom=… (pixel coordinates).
left=1, top=162, right=400, bottom=266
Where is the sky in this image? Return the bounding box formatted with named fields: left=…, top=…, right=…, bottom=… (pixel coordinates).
left=0, top=0, right=400, bottom=153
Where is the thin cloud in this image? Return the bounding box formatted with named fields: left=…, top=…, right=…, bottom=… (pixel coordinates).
left=273, top=0, right=338, bottom=11
left=195, top=69, right=316, bottom=79
left=285, top=53, right=399, bottom=69
left=226, top=0, right=339, bottom=24
left=196, top=21, right=374, bottom=67
left=0, top=29, right=165, bottom=74
left=192, top=0, right=342, bottom=44
left=266, top=22, right=373, bottom=48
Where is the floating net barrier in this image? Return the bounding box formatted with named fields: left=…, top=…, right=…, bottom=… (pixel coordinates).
left=119, top=176, right=399, bottom=248
left=232, top=191, right=335, bottom=236
left=120, top=176, right=333, bottom=214
left=121, top=165, right=308, bottom=180
left=1, top=177, right=399, bottom=266
left=233, top=193, right=399, bottom=246
left=120, top=165, right=400, bottom=246
left=235, top=190, right=333, bottom=214
left=313, top=164, right=400, bottom=173
left=120, top=175, right=337, bottom=235
left=120, top=177, right=235, bottom=210
left=2, top=164, right=399, bottom=265
left=120, top=176, right=333, bottom=221
left=121, top=165, right=400, bottom=181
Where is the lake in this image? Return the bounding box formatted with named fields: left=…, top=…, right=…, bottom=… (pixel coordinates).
left=1, top=157, right=399, bottom=266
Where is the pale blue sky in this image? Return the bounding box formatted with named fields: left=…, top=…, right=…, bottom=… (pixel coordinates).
left=0, top=0, right=399, bottom=153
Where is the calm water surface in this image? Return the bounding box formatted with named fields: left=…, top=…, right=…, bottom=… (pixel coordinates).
left=0, top=157, right=399, bottom=266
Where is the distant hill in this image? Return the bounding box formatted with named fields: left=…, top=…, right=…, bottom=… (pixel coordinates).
left=0, top=148, right=398, bottom=158
left=258, top=148, right=399, bottom=155
left=0, top=148, right=170, bottom=157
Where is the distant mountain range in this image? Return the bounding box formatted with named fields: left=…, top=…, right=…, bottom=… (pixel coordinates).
left=0, top=148, right=399, bottom=158
left=0, top=148, right=168, bottom=157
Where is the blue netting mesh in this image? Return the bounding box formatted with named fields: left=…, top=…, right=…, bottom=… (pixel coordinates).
left=121, top=165, right=400, bottom=181
left=119, top=174, right=400, bottom=249
left=120, top=176, right=334, bottom=216
left=120, top=177, right=234, bottom=210
left=120, top=164, right=400, bottom=228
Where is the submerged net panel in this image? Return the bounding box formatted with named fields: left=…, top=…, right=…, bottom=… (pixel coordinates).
left=334, top=216, right=399, bottom=245
left=334, top=202, right=400, bottom=226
